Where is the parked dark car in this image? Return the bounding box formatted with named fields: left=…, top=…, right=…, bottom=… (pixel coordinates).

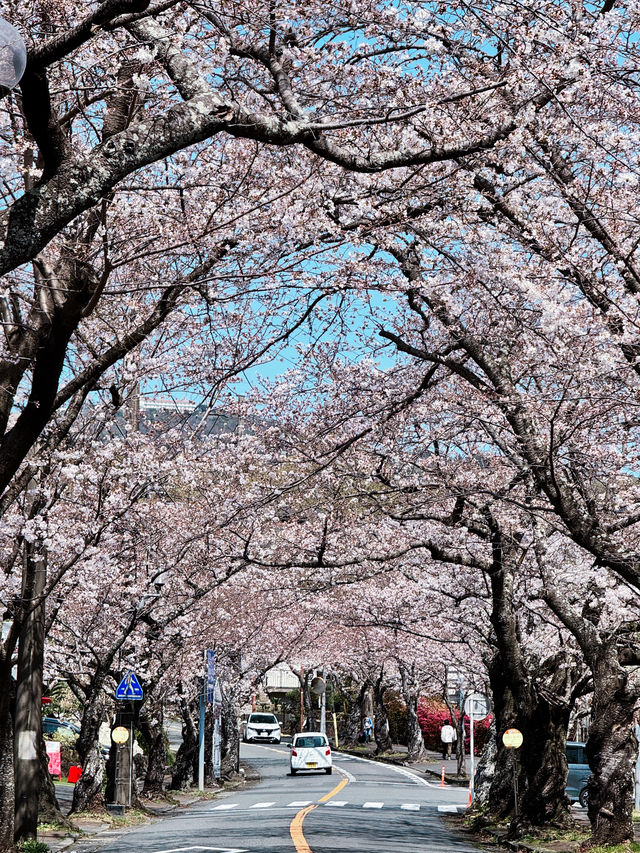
left=42, top=717, right=80, bottom=738
left=43, top=717, right=109, bottom=759
left=566, top=741, right=589, bottom=807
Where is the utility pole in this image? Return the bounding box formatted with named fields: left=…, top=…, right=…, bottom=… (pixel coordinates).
left=14, top=542, right=46, bottom=843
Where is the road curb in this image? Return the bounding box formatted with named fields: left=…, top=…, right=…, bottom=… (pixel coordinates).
left=422, top=765, right=470, bottom=787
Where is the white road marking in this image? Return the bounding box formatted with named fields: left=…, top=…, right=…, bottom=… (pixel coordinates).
left=437, top=804, right=467, bottom=813
left=337, top=752, right=436, bottom=787
left=153, top=847, right=248, bottom=853
left=287, top=801, right=313, bottom=807
left=211, top=803, right=239, bottom=810
left=324, top=800, right=348, bottom=807
left=363, top=802, right=384, bottom=809
left=401, top=803, right=421, bottom=811
left=250, top=802, right=276, bottom=809
left=335, top=764, right=357, bottom=783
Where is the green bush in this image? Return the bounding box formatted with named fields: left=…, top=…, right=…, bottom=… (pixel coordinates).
left=18, top=840, right=51, bottom=853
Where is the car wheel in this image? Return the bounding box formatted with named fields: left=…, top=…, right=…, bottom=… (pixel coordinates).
left=579, top=787, right=588, bottom=809
left=291, top=768, right=297, bottom=775
left=275, top=738, right=281, bottom=744
left=325, top=767, right=332, bottom=775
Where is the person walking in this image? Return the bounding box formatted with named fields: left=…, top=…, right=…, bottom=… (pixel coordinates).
left=440, top=720, right=456, bottom=759
left=363, top=716, right=373, bottom=743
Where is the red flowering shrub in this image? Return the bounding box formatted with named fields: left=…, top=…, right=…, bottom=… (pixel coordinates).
left=417, top=697, right=493, bottom=755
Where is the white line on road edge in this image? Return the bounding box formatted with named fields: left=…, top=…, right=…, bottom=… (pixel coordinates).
left=335, top=763, right=357, bottom=783
left=401, top=804, right=421, bottom=810
left=153, top=847, right=249, bottom=853
left=437, top=805, right=467, bottom=813
left=338, top=753, right=437, bottom=788
left=362, top=802, right=384, bottom=808
left=250, top=802, right=276, bottom=808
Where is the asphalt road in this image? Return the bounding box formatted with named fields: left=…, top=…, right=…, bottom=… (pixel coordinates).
left=78, top=743, right=478, bottom=853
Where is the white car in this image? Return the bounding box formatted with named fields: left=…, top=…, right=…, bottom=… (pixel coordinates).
left=244, top=713, right=282, bottom=744
left=290, top=732, right=332, bottom=775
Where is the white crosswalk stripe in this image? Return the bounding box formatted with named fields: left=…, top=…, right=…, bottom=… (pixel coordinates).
left=206, top=799, right=432, bottom=813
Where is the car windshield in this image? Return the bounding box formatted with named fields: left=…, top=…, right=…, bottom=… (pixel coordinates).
left=295, top=736, right=326, bottom=748
left=249, top=714, right=277, bottom=724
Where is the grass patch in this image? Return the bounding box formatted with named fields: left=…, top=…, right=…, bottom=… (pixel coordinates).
left=109, top=809, right=151, bottom=828
left=588, top=844, right=640, bottom=853
left=521, top=827, right=589, bottom=844
left=18, top=842, right=52, bottom=853
left=36, top=821, right=73, bottom=833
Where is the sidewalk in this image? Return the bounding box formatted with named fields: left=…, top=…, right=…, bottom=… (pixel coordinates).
left=42, top=768, right=258, bottom=852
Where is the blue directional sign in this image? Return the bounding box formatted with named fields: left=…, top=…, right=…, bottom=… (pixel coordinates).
left=115, top=670, right=143, bottom=701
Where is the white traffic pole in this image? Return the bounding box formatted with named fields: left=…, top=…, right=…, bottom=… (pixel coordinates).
left=320, top=686, right=326, bottom=735
left=469, top=704, right=475, bottom=803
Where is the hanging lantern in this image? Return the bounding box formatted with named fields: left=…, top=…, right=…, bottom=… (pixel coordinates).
left=0, top=17, right=26, bottom=90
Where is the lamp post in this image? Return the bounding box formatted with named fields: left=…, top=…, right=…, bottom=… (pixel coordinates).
left=0, top=16, right=26, bottom=90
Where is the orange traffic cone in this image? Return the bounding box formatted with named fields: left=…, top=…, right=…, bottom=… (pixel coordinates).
left=468, top=779, right=473, bottom=806
left=440, top=765, right=446, bottom=787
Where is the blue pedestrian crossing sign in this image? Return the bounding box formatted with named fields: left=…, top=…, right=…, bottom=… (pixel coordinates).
left=115, top=670, right=143, bottom=701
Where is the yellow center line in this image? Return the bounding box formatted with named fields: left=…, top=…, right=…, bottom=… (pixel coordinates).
left=289, top=775, right=350, bottom=853
left=319, top=777, right=348, bottom=802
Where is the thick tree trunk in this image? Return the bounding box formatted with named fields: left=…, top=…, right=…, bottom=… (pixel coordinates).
left=139, top=706, right=167, bottom=798
left=70, top=696, right=106, bottom=814
left=483, top=527, right=576, bottom=833
left=0, top=666, right=15, bottom=853
left=586, top=651, right=638, bottom=846
left=373, top=676, right=393, bottom=754
left=399, top=664, right=426, bottom=761
left=14, top=544, right=46, bottom=843
left=405, top=693, right=427, bottom=761
left=170, top=688, right=198, bottom=790
left=204, top=705, right=215, bottom=787
left=303, top=671, right=314, bottom=731
left=220, top=691, right=240, bottom=779
left=335, top=679, right=367, bottom=746
left=474, top=722, right=497, bottom=808
left=488, top=652, right=572, bottom=831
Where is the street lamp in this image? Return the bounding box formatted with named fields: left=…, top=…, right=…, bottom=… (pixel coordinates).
left=0, top=16, right=26, bottom=90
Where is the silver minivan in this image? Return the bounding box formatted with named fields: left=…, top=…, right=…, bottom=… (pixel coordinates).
left=566, top=741, right=589, bottom=807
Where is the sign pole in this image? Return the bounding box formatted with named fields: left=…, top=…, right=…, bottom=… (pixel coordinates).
left=198, top=650, right=206, bottom=791
left=502, top=728, right=523, bottom=818
left=469, top=704, right=475, bottom=802
left=129, top=702, right=134, bottom=806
